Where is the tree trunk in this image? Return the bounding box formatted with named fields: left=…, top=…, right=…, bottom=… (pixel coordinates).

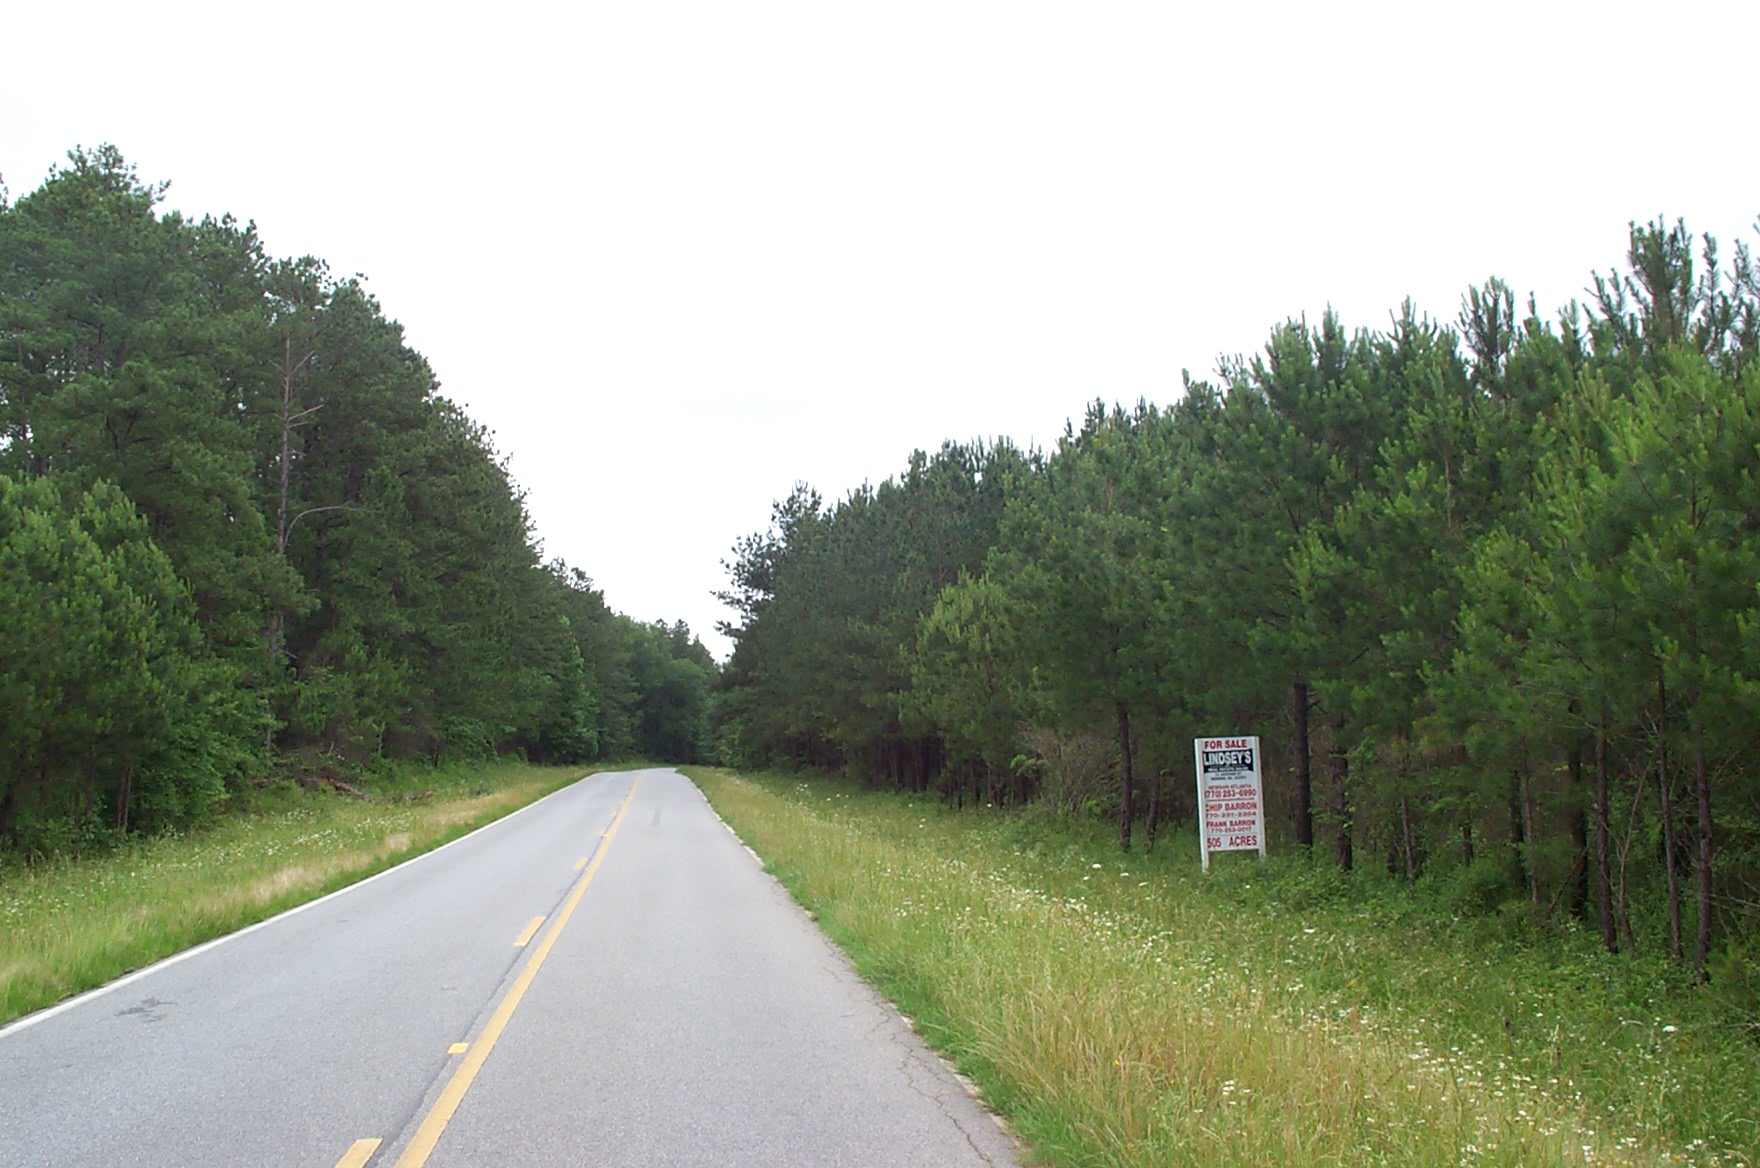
left=0, top=781, right=19, bottom=842
left=1399, top=793, right=1416, bottom=885
left=1330, top=717, right=1351, bottom=870
left=1461, top=822, right=1475, bottom=866
left=1146, top=764, right=1161, bottom=852
left=1293, top=680, right=1313, bottom=848
left=113, top=764, right=134, bottom=833
left=1658, top=671, right=1683, bottom=961
left=263, top=609, right=284, bottom=754
left=277, top=348, right=294, bottom=557
left=1520, top=764, right=1541, bottom=917
left=1694, top=728, right=1713, bottom=975
left=1595, top=731, right=1618, bottom=954
left=262, top=335, right=306, bottom=753
left=1117, top=703, right=1134, bottom=853
left=1508, top=768, right=1528, bottom=895
left=1567, top=740, right=1589, bottom=920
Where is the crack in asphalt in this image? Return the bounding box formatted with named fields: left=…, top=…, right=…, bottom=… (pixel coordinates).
left=805, top=916, right=1006, bottom=1165
left=704, top=787, right=1020, bottom=1167
left=884, top=1020, right=1000, bottom=1166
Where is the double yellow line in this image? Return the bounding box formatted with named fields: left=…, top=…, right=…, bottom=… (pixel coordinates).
left=386, top=775, right=644, bottom=1168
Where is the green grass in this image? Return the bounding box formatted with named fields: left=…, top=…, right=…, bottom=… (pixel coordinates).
left=686, top=766, right=1758, bottom=1168
left=0, top=759, right=654, bottom=1028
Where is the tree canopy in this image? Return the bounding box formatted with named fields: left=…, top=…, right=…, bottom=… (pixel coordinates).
left=0, top=147, right=715, bottom=853
left=717, top=216, right=1760, bottom=975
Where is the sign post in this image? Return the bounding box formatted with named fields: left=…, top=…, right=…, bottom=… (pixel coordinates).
left=1194, top=736, right=1266, bottom=871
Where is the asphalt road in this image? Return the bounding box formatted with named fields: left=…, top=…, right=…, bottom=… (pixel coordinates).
left=0, top=768, right=1018, bottom=1168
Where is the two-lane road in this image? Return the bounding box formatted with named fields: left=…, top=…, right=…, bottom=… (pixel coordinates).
left=0, top=769, right=1017, bottom=1167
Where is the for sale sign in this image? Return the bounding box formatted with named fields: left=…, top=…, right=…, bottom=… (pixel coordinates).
left=1194, top=736, right=1266, bottom=870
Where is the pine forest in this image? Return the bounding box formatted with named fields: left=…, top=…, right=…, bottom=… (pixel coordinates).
left=715, top=213, right=1760, bottom=982
left=0, top=148, right=716, bottom=853
left=7, top=146, right=1760, bottom=992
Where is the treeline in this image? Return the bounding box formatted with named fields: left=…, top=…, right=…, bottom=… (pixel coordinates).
left=718, top=217, right=1760, bottom=974
left=0, top=148, right=714, bottom=852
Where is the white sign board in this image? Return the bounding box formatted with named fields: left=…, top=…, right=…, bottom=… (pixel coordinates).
left=1194, top=736, right=1266, bottom=870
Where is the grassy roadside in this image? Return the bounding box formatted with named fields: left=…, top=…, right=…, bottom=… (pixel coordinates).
left=0, top=759, right=654, bottom=1028
left=686, top=766, right=1757, bottom=1168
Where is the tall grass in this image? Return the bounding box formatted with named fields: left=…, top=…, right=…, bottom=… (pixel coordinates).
left=0, top=761, right=626, bottom=1027
left=687, top=767, right=1756, bottom=1168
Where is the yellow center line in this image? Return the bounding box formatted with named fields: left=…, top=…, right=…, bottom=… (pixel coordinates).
left=447, top=1042, right=469, bottom=1055
left=573, top=856, right=588, bottom=872
left=333, top=1138, right=382, bottom=1168
left=391, top=776, right=644, bottom=1168
left=512, top=916, right=545, bottom=947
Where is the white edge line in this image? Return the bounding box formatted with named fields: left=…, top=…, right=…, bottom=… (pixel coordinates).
left=696, top=781, right=766, bottom=867
left=682, top=772, right=1020, bottom=1158
left=0, top=768, right=624, bottom=1041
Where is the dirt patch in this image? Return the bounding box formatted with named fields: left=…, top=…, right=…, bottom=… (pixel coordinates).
left=232, top=858, right=353, bottom=909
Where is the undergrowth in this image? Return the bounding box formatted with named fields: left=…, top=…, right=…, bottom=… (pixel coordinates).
left=686, top=766, right=1758, bottom=1168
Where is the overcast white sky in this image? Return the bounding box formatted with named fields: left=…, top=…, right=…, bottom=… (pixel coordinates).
left=6, top=1, right=1757, bottom=657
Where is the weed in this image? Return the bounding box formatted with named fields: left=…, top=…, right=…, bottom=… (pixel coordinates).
left=686, top=767, right=1758, bottom=1168
left=0, top=760, right=648, bottom=1027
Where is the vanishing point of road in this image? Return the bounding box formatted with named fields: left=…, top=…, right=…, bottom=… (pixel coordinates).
left=0, top=768, right=1019, bottom=1167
